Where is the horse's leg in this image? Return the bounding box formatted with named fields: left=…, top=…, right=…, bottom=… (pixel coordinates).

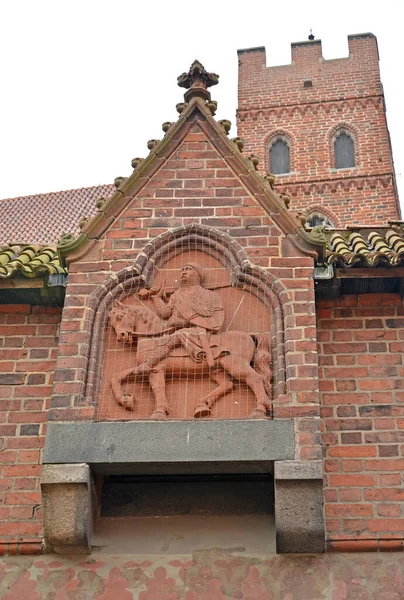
left=220, top=357, right=271, bottom=418
left=244, top=367, right=271, bottom=418
left=111, top=367, right=138, bottom=410
left=149, top=364, right=170, bottom=420
left=194, top=369, right=234, bottom=418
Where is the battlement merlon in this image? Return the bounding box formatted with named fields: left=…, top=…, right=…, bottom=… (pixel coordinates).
left=237, top=34, right=382, bottom=108
left=237, top=33, right=379, bottom=70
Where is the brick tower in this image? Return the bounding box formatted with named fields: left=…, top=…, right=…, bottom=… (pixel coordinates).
left=237, top=34, right=400, bottom=227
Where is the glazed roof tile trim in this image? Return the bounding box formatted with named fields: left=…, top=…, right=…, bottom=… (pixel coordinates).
left=0, top=184, right=114, bottom=246
left=3, top=224, right=404, bottom=281
left=0, top=245, right=66, bottom=279
left=324, top=225, right=404, bottom=267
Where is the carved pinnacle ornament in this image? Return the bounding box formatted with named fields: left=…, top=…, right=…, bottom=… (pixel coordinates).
left=177, top=60, right=219, bottom=102
left=279, top=193, right=291, bottom=209
left=297, top=212, right=308, bottom=228
left=131, top=157, right=143, bottom=170
left=114, top=176, right=126, bottom=189
left=218, top=119, right=231, bottom=135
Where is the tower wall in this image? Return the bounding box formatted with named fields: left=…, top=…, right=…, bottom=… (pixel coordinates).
left=237, top=34, right=400, bottom=226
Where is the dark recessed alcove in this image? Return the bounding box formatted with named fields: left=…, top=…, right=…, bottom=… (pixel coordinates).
left=94, top=473, right=275, bottom=554
left=101, top=473, right=274, bottom=517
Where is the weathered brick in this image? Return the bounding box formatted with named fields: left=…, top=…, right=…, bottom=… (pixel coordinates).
left=319, top=295, right=404, bottom=542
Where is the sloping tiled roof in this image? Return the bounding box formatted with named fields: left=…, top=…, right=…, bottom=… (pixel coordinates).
left=325, top=224, right=404, bottom=267
left=0, top=184, right=114, bottom=245
left=0, top=245, right=66, bottom=279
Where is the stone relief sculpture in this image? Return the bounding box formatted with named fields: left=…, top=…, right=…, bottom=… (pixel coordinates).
left=108, top=263, right=272, bottom=420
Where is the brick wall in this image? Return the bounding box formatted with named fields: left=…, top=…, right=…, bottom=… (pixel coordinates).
left=0, top=304, right=60, bottom=554
left=49, top=122, right=321, bottom=465
left=237, top=35, right=400, bottom=225
left=318, top=294, right=404, bottom=550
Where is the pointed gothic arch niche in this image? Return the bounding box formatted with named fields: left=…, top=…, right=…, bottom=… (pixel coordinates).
left=82, top=225, right=291, bottom=421
left=305, top=205, right=341, bottom=229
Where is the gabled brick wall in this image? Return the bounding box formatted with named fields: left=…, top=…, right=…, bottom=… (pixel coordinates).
left=51, top=124, right=321, bottom=465
left=0, top=304, right=60, bottom=554
left=2, top=49, right=404, bottom=556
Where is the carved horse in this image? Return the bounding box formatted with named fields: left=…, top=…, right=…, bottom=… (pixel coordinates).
left=108, top=300, right=272, bottom=419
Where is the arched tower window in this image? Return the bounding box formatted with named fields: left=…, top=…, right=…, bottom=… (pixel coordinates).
left=269, top=137, right=290, bottom=174
left=306, top=212, right=334, bottom=228
left=334, top=130, right=355, bottom=169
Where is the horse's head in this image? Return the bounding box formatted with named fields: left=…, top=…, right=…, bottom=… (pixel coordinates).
left=108, top=300, right=136, bottom=343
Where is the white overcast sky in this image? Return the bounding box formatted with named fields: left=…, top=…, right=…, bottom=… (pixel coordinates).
left=0, top=0, right=403, bottom=207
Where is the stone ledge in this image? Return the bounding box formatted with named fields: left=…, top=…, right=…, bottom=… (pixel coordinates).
left=44, top=420, right=295, bottom=473
left=275, top=459, right=323, bottom=481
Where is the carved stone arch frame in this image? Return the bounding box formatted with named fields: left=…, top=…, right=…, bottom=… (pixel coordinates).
left=304, top=204, right=341, bottom=229
left=327, top=122, right=360, bottom=169
left=264, top=129, right=296, bottom=176
left=79, top=224, right=293, bottom=415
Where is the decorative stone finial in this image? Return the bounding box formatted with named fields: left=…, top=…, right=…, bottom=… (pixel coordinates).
left=147, top=139, right=160, bottom=151
left=177, top=60, right=219, bottom=102
left=96, top=197, right=107, bottom=210
left=297, top=212, right=308, bottom=228
left=114, top=177, right=126, bottom=189
left=58, top=232, right=76, bottom=247
left=162, top=122, right=174, bottom=133
left=176, top=102, right=187, bottom=115
left=206, top=100, right=217, bottom=115
left=231, top=137, right=245, bottom=152
left=279, top=193, right=291, bottom=209
left=248, top=154, right=259, bottom=170
left=78, top=216, right=89, bottom=230
left=131, top=157, right=143, bottom=170
left=308, top=225, right=327, bottom=244
left=264, top=173, right=276, bottom=190
left=218, top=120, right=231, bottom=135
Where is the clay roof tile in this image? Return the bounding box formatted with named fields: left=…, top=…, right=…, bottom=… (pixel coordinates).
left=0, top=184, right=114, bottom=245
left=325, top=225, right=404, bottom=268
left=0, top=244, right=66, bottom=278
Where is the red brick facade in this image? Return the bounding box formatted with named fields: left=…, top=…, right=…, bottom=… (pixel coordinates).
left=0, top=305, right=60, bottom=554
left=237, top=35, right=400, bottom=226
left=318, top=294, right=404, bottom=551
left=0, top=37, right=403, bottom=564
left=51, top=120, right=321, bottom=460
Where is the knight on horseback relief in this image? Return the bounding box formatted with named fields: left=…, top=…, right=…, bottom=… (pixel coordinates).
left=108, top=262, right=272, bottom=420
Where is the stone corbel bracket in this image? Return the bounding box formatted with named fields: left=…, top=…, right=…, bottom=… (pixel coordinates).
left=41, top=463, right=97, bottom=555
left=274, top=459, right=325, bottom=553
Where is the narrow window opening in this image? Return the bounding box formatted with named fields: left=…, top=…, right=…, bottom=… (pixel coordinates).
left=269, top=137, right=290, bottom=174
left=306, top=213, right=334, bottom=228
left=334, top=130, right=355, bottom=169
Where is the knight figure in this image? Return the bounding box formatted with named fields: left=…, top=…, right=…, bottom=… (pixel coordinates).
left=136, top=262, right=225, bottom=375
